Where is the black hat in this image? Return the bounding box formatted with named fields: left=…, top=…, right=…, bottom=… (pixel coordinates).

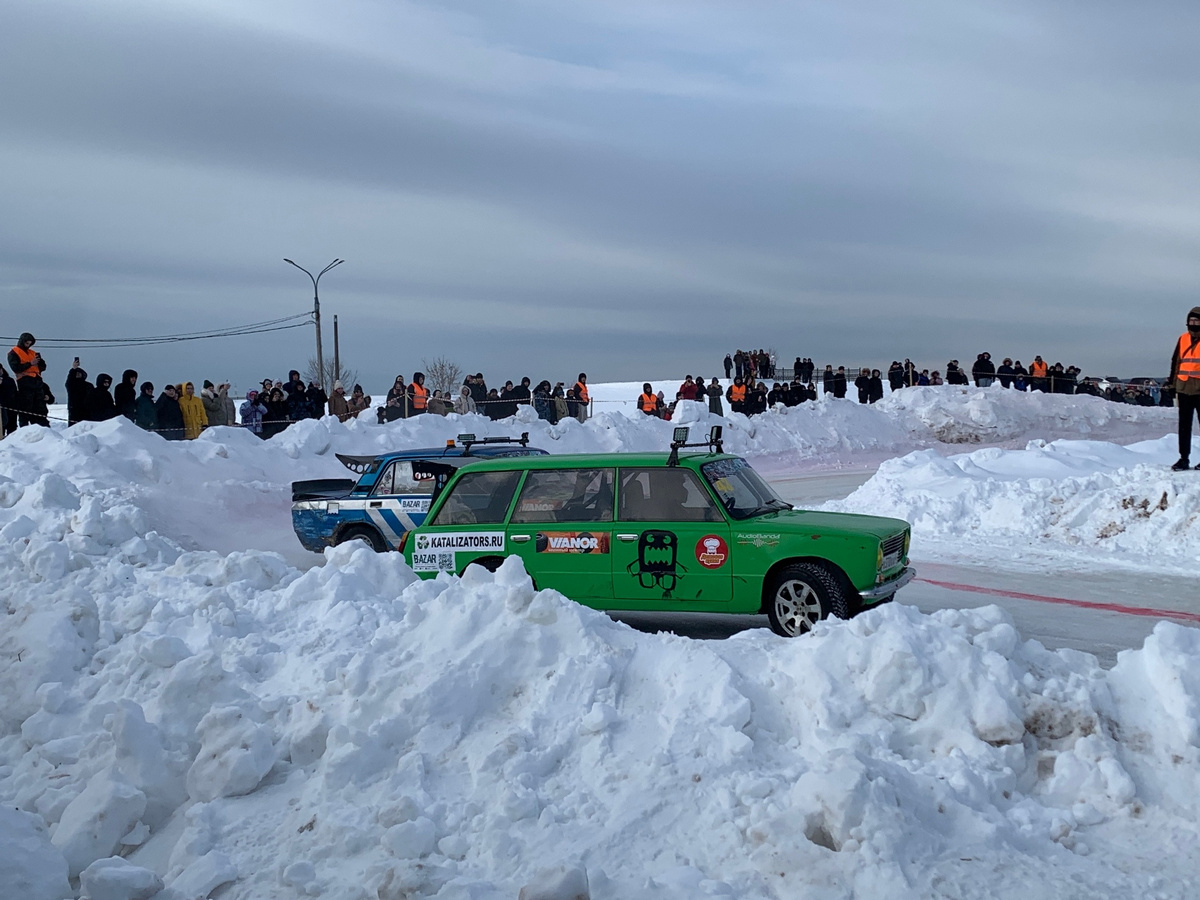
left=203, top=380, right=214, bottom=389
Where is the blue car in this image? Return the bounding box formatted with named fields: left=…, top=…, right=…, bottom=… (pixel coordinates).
left=291, top=434, right=548, bottom=552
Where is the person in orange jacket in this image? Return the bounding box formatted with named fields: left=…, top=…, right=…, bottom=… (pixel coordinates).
left=1170, top=306, right=1200, bottom=470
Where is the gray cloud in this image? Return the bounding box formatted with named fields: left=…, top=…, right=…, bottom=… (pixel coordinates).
left=1, top=0, right=1196, bottom=393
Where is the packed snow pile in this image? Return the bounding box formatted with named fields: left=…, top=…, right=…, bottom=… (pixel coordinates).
left=1, top=386, right=1195, bottom=898
left=831, top=435, right=1200, bottom=573
left=4, top=516, right=1200, bottom=897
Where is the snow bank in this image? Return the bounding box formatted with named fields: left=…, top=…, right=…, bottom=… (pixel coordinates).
left=831, top=434, right=1200, bottom=573
left=2, top=460, right=1200, bottom=895
left=1, top=384, right=1194, bottom=897
left=5, top=387, right=1173, bottom=568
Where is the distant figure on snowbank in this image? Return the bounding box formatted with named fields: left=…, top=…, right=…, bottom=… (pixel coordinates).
left=1170, top=306, right=1200, bottom=471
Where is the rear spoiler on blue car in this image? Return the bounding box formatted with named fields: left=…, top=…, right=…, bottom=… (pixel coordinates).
left=336, top=453, right=381, bottom=475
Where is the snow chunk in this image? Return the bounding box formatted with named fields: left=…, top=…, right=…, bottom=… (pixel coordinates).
left=0, top=806, right=71, bottom=900
left=519, top=865, right=590, bottom=900
left=79, top=857, right=163, bottom=900
left=186, top=706, right=276, bottom=801
left=51, top=768, right=147, bottom=878
left=169, top=850, right=237, bottom=899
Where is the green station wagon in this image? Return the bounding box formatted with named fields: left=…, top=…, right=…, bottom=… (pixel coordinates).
left=399, top=428, right=914, bottom=636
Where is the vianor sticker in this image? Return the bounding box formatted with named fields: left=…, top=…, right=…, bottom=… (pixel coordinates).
left=414, top=532, right=505, bottom=551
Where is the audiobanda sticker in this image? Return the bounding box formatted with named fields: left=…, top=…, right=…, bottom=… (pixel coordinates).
left=695, top=534, right=729, bottom=569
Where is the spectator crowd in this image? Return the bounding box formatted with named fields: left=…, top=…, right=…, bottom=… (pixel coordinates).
left=0, top=329, right=1175, bottom=442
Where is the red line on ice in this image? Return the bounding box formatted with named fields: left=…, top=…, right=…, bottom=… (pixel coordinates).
left=916, top=577, right=1200, bottom=625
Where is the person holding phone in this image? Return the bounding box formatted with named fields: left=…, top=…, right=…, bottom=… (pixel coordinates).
left=7, top=332, right=49, bottom=427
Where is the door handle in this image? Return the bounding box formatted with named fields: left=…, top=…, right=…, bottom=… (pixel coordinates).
left=617, top=534, right=638, bottom=542
left=369, top=501, right=382, bottom=508
left=511, top=534, right=531, bottom=543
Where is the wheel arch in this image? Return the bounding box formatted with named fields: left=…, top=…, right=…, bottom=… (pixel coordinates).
left=758, top=556, right=854, bottom=614
left=334, top=521, right=387, bottom=551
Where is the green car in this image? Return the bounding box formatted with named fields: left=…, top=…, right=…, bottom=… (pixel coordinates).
left=400, top=428, right=914, bottom=637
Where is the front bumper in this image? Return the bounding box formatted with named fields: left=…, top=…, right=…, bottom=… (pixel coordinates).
left=859, top=566, right=916, bottom=602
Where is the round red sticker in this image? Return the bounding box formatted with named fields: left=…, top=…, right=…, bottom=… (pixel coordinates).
left=695, top=535, right=729, bottom=569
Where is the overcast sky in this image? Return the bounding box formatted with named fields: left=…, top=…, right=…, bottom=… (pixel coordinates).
left=2, top=0, right=1198, bottom=393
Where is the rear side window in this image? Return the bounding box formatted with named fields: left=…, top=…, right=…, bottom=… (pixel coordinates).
left=618, top=468, right=722, bottom=522
left=372, top=460, right=434, bottom=496
left=511, top=468, right=614, bottom=523
left=429, top=470, right=522, bottom=526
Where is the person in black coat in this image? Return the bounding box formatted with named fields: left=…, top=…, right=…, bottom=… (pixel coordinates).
left=155, top=384, right=185, bottom=440
left=868, top=369, right=885, bottom=404
left=0, top=365, right=17, bottom=437
left=115, top=369, right=139, bottom=421
left=65, top=365, right=94, bottom=426
left=822, top=365, right=835, bottom=395
left=833, top=366, right=848, bottom=399
left=972, top=353, right=996, bottom=387
left=996, top=359, right=1016, bottom=388
left=306, top=381, right=328, bottom=419
left=89, top=374, right=118, bottom=421
left=887, top=362, right=904, bottom=391
left=855, top=367, right=872, bottom=404
left=261, top=388, right=291, bottom=438
left=135, top=383, right=158, bottom=432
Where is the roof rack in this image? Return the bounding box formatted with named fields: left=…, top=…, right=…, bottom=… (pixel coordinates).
left=456, top=432, right=530, bottom=454
left=667, top=426, right=724, bottom=467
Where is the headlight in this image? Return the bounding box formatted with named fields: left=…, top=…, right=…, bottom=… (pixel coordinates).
left=877, top=543, right=884, bottom=570
left=292, top=500, right=324, bottom=511
left=904, top=531, right=911, bottom=556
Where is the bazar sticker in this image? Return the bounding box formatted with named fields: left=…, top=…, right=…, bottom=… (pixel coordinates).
left=695, top=534, right=729, bottom=569
left=536, top=531, right=610, bottom=554
left=414, top=532, right=505, bottom=551
left=398, top=497, right=431, bottom=512
left=412, top=550, right=455, bottom=572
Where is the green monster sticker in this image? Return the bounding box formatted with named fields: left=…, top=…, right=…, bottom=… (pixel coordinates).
left=627, top=530, right=685, bottom=596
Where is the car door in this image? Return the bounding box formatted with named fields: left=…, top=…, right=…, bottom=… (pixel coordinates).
left=365, top=459, right=439, bottom=549
left=506, top=467, right=614, bottom=605
left=610, top=467, right=732, bottom=608
left=410, top=469, right=522, bottom=575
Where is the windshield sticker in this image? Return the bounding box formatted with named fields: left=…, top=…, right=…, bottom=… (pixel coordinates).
left=627, top=530, right=684, bottom=596
left=703, top=458, right=748, bottom=479
left=536, top=531, right=610, bottom=554
left=412, top=550, right=455, bottom=573
left=695, top=535, right=729, bottom=569
left=414, top=532, right=505, bottom=551
left=737, top=533, right=780, bottom=548
left=398, top=498, right=431, bottom=512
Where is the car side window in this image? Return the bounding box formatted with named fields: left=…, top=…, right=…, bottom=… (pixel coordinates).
left=372, top=461, right=430, bottom=496
left=618, top=468, right=722, bottom=522
left=511, top=468, right=614, bottom=523
left=429, top=470, right=522, bottom=526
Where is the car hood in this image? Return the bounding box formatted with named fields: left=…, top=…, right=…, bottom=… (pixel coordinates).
left=741, top=508, right=909, bottom=539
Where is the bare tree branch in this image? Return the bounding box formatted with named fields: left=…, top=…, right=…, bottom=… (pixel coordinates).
left=421, top=356, right=464, bottom=395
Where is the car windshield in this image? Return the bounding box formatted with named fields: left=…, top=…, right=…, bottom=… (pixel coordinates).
left=700, top=457, right=792, bottom=519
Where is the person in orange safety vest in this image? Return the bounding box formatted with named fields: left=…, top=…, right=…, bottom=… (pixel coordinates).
left=6, top=332, right=50, bottom=428
left=637, top=383, right=659, bottom=416
left=1170, top=306, right=1200, bottom=470
left=408, top=372, right=429, bottom=415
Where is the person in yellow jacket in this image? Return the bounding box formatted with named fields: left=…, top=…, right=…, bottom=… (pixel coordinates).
left=177, top=381, right=208, bottom=440
left=1170, top=306, right=1200, bottom=470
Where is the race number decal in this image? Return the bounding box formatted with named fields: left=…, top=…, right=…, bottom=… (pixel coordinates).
left=412, top=550, right=456, bottom=573
left=414, top=532, right=505, bottom=552
left=695, top=535, right=729, bottom=569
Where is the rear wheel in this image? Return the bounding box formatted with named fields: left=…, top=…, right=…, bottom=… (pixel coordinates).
left=766, top=563, right=849, bottom=637
left=337, top=525, right=386, bottom=553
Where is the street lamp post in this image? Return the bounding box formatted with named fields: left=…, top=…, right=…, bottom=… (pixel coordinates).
left=284, top=258, right=344, bottom=393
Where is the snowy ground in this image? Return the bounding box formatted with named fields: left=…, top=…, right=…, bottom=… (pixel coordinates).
left=4, top=385, right=1200, bottom=899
